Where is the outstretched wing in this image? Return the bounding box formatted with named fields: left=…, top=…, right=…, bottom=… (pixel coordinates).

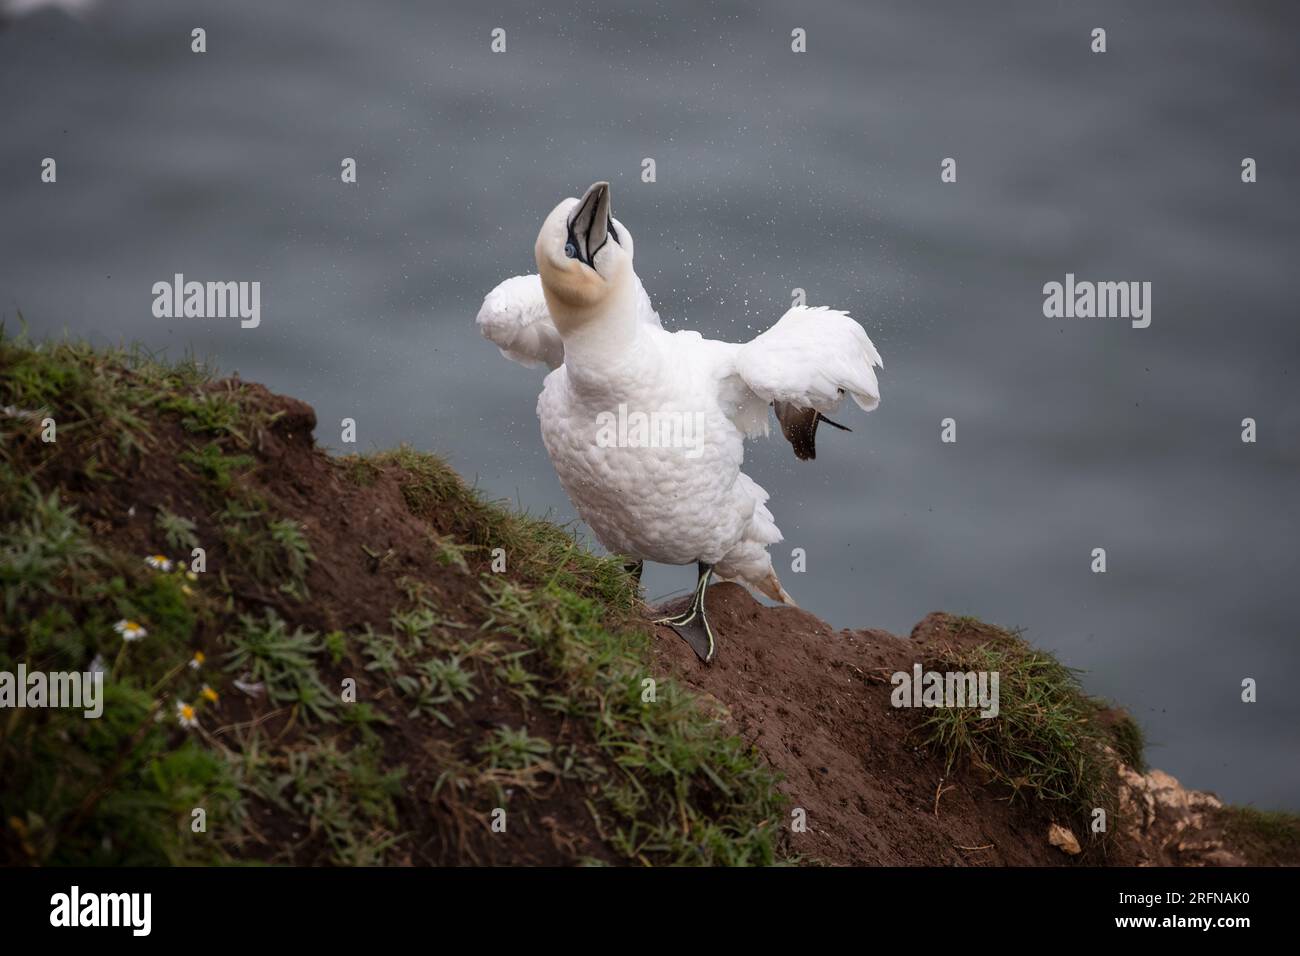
left=732, top=306, right=883, bottom=460
left=476, top=273, right=662, bottom=371
left=476, top=274, right=565, bottom=370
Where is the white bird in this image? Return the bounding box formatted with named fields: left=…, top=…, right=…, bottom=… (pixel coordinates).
left=477, top=182, right=882, bottom=661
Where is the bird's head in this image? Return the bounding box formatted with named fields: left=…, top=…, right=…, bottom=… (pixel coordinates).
left=535, top=181, right=635, bottom=333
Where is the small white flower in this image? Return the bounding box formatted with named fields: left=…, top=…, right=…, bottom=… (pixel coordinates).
left=144, top=554, right=173, bottom=572
left=114, top=619, right=147, bottom=642
left=175, top=700, right=199, bottom=730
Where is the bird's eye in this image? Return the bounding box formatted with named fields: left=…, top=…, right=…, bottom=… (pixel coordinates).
left=564, top=242, right=578, bottom=259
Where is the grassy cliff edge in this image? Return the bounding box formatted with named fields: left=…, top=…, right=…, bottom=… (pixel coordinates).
left=1, top=329, right=1294, bottom=866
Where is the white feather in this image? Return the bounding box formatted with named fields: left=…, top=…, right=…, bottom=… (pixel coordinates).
left=733, top=306, right=883, bottom=414
left=475, top=274, right=564, bottom=370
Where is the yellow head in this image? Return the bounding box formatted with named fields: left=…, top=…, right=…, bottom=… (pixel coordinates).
left=534, top=181, right=636, bottom=335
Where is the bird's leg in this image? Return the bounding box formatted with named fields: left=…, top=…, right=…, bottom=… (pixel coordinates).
left=654, top=562, right=716, bottom=663
left=623, top=559, right=644, bottom=584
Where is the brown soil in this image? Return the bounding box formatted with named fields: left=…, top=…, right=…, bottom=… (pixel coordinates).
left=28, top=379, right=617, bottom=865
left=651, top=588, right=1288, bottom=866
left=17, top=371, right=1291, bottom=866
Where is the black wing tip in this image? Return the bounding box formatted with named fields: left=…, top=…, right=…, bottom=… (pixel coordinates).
left=815, top=413, right=852, bottom=433
left=775, top=404, right=855, bottom=461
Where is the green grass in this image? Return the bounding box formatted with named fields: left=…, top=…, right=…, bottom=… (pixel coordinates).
left=1, top=326, right=792, bottom=867
left=223, top=610, right=336, bottom=724
left=372, top=444, right=639, bottom=612
left=482, top=576, right=784, bottom=865
left=917, top=635, right=1120, bottom=843
left=0, top=475, right=235, bottom=864
left=217, top=498, right=316, bottom=598
left=479, top=725, right=554, bottom=771
left=350, top=445, right=787, bottom=864
left=156, top=388, right=248, bottom=445
left=180, top=442, right=255, bottom=492
left=1, top=486, right=102, bottom=616
left=1102, top=706, right=1146, bottom=773
left=268, top=519, right=314, bottom=582
left=245, top=737, right=405, bottom=866
left=1220, top=806, right=1300, bottom=857
left=12, top=328, right=1293, bottom=867
left=0, top=323, right=215, bottom=460
left=154, top=507, right=199, bottom=553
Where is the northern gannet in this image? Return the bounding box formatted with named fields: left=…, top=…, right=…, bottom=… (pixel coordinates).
left=477, top=182, right=882, bottom=661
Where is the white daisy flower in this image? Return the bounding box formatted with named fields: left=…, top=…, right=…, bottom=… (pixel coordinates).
left=175, top=700, right=199, bottom=730
left=114, top=619, right=147, bottom=642
left=144, top=554, right=173, bottom=572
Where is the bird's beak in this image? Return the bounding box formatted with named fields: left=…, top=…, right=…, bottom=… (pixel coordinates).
left=567, top=181, right=611, bottom=267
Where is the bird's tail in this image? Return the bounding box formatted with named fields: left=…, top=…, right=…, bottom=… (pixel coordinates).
left=714, top=473, right=796, bottom=606
left=755, top=568, right=797, bottom=607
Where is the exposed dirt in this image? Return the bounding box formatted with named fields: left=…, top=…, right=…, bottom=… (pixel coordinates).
left=12, top=369, right=1289, bottom=866
left=21, top=378, right=619, bottom=865
left=651, top=588, right=1278, bottom=866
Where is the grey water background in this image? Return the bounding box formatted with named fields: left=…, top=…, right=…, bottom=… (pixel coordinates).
left=2, top=0, right=1297, bottom=809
